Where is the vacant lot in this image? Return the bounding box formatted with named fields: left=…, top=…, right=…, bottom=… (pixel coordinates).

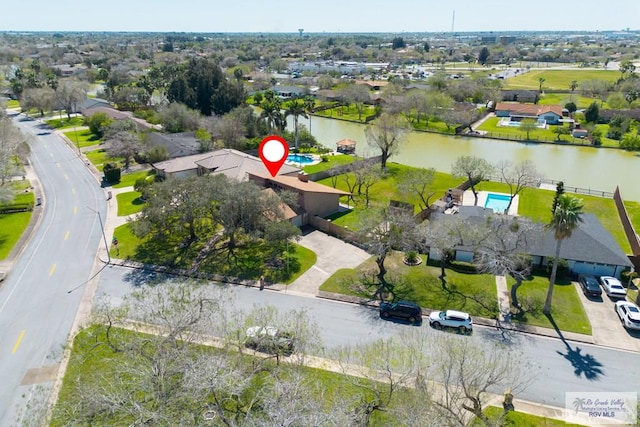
left=506, top=69, right=620, bottom=90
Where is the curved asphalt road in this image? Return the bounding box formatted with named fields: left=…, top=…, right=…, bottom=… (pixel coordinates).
left=0, top=113, right=106, bottom=425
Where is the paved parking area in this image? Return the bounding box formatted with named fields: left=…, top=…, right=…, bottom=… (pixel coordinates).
left=574, top=282, right=640, bottom=352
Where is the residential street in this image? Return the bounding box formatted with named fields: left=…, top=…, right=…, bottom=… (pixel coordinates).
left=98, top=264, right=640, bottom=411
left=0, top=113, right=106, bottom=426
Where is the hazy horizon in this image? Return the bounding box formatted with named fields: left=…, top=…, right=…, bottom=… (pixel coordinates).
left=3, top=0, right=638, bottom=34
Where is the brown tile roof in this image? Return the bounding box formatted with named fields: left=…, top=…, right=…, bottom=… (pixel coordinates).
left=152, top=149, right=300, bottom=178
left=336, top=138, right=357, bottom=147
left=495, top=102, right=563, bottom=117
left=262, top=188, right=297, bottom=220
left=251, top=172, right=351, bottom=195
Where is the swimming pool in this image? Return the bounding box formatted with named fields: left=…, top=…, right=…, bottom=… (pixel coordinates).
left=484, top=193, right=511, bottom=213
left=287, top=154, right=315, bottom=164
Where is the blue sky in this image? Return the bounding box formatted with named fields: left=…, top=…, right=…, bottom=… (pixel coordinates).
left=3, top=0, right=638, bottom=33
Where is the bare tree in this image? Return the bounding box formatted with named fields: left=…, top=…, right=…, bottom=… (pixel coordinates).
left=356, top=207, right=419, bottom=297
left=398, top=167, right=437, bottom=211
left=339, top=83, right=372, bottom=121
left=473, top=214, right=538, bottom=311
left=364, top=113, right=410, bottom=169
left=0, top=118, right=27, bottom=189
left=20, top=87, right=55, bottom=117
left=451, top=156, right=494, bottom=206
left=429, top=335, right=537, bottom=426
left=496, top=160, right=540, bottom=213
left=55, top=79, right=87, bottom=120
left=103, top=119, right=143, bottom=169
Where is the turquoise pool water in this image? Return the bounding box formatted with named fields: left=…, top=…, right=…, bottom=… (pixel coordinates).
left=287, top=154, right=315, bottom=164
left=484, top=193, right=511, bottom=213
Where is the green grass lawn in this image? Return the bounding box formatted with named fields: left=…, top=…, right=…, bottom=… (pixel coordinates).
left=109, top=222, right=315, bottom=284
left=302, top=154, right=354, bottom=174
left=6, top=99, right=19, bottom=109
left=116, top=191, right=145, bottom=216
left=624, top=200, right=640, bottom=232
left=505, top=69, right=620, bottom=91
left=45, top=116, right=84, bottom=129
left=111, top=169, right=155, bottom=189
left=470, top=406, right=586, bottom=427
left=506, top=274, right=592, bottom=335
left=84, top=149, right=125, bottom=172
left=538, top=92, right=605, bottom=110
left=319, top=163, right=464, bottom=229
left=321, top=252, right=499, bottom=318
left=63, top=129, right=101, bottom=148
left=0, top=211, right=32, bottom=260
left=314, top=103, right=376, bottom=122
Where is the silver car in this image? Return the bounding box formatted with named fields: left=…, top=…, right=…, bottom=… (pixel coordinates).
left=429, top=310, right=473, bottom=333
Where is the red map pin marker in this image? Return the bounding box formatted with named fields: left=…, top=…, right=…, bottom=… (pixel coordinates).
left=259, top=135, right=289, bottom=177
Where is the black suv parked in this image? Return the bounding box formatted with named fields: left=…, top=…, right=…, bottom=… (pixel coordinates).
left=379, top=300, right=422, bottom=324
left=578, top=275, right=602, bottom=298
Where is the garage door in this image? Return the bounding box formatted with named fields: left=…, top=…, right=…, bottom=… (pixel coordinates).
left=572, top=261, right=616, bottom=277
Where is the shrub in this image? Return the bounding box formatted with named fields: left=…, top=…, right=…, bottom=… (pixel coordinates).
left=103, top=162, right=121, bottom=184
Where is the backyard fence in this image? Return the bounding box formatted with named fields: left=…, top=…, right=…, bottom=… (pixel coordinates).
left=307, top=155, right=382, bottom=182
left=613, top=187, right=640, bottom=270
left=539, top=179, right=614, bottom=199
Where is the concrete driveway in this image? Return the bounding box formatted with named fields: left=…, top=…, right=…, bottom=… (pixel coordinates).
left=286, top=229, right=370, bottom=295
left=574, top=281, right=640, bottom=352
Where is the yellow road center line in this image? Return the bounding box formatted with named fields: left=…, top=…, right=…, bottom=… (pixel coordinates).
left=12, top=330, right=25, bottom=354
left=64, top=231, right=70, bottom=240
left=72, top=188, right=76, bottom=195
left=64, top=174, right=68, bottom=180
left=49, top=264, right=56, bottom=276
left=73, top=206, right=77, bottom=214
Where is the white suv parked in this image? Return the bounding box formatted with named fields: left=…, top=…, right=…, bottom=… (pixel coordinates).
left=599, top=276, right=627, bottom=300
left=429, top=310, right=473, bottom=333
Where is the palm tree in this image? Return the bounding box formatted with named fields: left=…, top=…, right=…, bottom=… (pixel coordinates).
left=569, top=80, right=578, bottom=101
left=285, top=97, right=308, bottom=150
left=259, top=91, right=283, bottom=134
left=303, top=95, right=315, bottom=133
left=538, top=77, right=546, bottom=94
left=543, top=195, right=584, bottom=315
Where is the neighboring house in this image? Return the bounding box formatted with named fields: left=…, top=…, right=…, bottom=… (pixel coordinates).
left=355, top=80, right=389, bottom=91
left=427, top=206, right=633, bottom=278
left=146, top=132, right=201, bottom=158
left=151, top=148, right=300, bottom=180
left=500, top=90, right=539, bottom=104
left=80, top=99, right=158, bottom=131
left=271, top=85, right=306, bottom=99
left=248, top=172, right=351, bottom=226
left=494, top=102, right=563, bottom=125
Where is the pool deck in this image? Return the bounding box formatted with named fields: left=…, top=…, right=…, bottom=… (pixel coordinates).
left=461, top=190, right=519, bottom=216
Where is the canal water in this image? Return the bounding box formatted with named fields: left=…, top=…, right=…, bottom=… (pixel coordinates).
left=290, top=115, right=640, bottom=202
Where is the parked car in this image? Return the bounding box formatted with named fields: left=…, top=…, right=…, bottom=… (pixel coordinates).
left=428, top=310, right=473, bottom=333
left=379, top=300, right=422, bottom=324
left=245, top=326, right=294, bottom=355
left=615, top=301, right=640, bottom=330
left=599, top=276, right=627, bottom=299
left=578, top=275, right=602, bottom=298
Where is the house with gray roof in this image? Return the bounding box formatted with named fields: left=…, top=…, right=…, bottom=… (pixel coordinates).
left=147, top=132, right=201, bottom=158
left=427, top=207, right=632, bottom=278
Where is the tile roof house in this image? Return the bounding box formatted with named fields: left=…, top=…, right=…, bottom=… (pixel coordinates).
left=427, top=207, right=632, bottom=278
left=249, top=172, right=351, bottom=226
left=500, top=90, right=540, bottom=104
left=494, top=102, right=563, bottom=125
left=151, top=148, right=300, bottom=180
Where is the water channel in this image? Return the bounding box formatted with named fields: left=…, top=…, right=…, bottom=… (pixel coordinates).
left=288, top=115, right=640, bottom=202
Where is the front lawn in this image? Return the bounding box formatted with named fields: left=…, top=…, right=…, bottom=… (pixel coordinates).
left=115, top=191, right=145, bottom=216
left=63, top=129, right=101, bottom=148
left=109, top=222, right=315, bottom=284
left=45, top=116, right=84, bottom=129
left=321, top=252, right=499, bottom=319
left=506, top=275, right=592, bottom=335
left=111, top=169, right=155, bottom=189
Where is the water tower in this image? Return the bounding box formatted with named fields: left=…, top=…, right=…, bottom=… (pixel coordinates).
left=298, top=28, right=304, bottom=37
